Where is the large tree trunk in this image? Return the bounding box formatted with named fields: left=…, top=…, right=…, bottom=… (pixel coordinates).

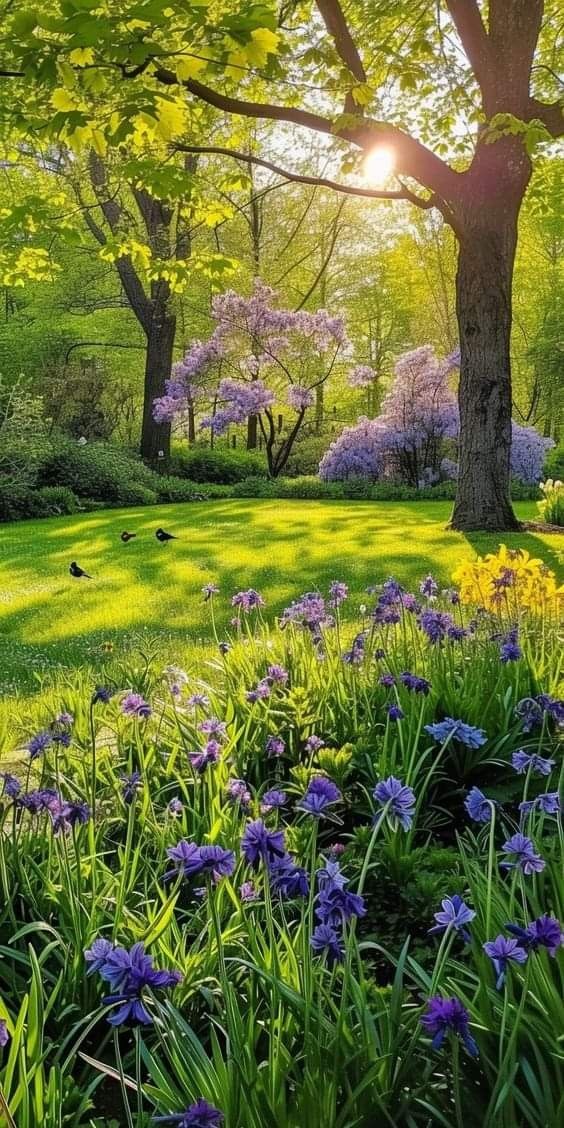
left=451, top=146, right=529, bottom=532
left=141, top=308, right=175, bottom=464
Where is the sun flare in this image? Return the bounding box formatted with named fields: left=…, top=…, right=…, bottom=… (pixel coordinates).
left=363, top=146, right=395, bottom=186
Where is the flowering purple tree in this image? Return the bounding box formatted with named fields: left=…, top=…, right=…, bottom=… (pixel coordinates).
left=320, top=346, right=553, bottom=487
left=154, top=280, right=347, bottom=477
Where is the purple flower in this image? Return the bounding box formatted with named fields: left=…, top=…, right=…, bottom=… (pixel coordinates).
left=464, top=787, right=494, bottom=823
left=420, top=574, right=438, bottom=598
left=520, top=792, right=560, bottom=818
left=198, top=717, right=227, bottom=740
left=232, top=589, right=264, bottom=612
left=246, top=681, right=271, bottom=703
left=260, top=789, right=287, bottom=813
left=506, top=914, right=564, bottom=956
left=499, top=628, right=522, bottom=663
left=425, top=717, right=487, bottom=748
left=120, top=772, right=142, bottom=804
left=241, top=820, right=286, bottom=869
left=226, top=778, right=251, bottom=807
left=483, top=935, right=528, bottom=989
left=373, top=777, right=416, bottom=831
left=86, top=941, right=181, bottom=1026
left=378, top=673, right=395, bottom=688
left=202, top=583, right=219, bottom=600
left=55, top=712, right=73, bottom=727
left=281, top=592, right=329, bottom=634
left=500, top=833, right=545, bottom=875
left=187, top=693, right=210, bottom=709
left=239, top=881, right=258, bottom=902
left=429, top=896, right=476, bottom=941
left=168, top=797, right=184, bottom=816
left=420, top=996, right=478, bottom=1056
left=268, top=853, right=309, bottom=898
left=0, top=773, right=21, bottom=799
left=267, top=664, right=288, bottom=684
left=51, top=799, right=90, bottom=835
left=121, top=693, right=152, bottom=719
left=190, top=740, right=221, bottom=774
left=92, top=686, right=112, bottom=705
left=511, top=750, right=554, bottom=776
left=153, top=1098, right=223, bottom=1126
left=305, top=734, right=324, bottom=752
left=298, top=776, right=342, bottom=817
left=419, top=609, right=456, bottom=644
left=400, top=672, right=431, bottom=694
left=328, top=580, right=348, bottom=608
left=310, top=923, right=344, bottom=965
left=0, top=1019, right=9, bottom=1048
left=165, top=841, right=235, bottom=883
left=85, top=937, right=115, bottom=975
left=315, top=884, right=366, bottom=926
left=387, top=703, right=404, bottom=721
left=27, top=730, right=52, bottom=759
left=265, top=734, right=285, bottom=758
left=536, top=694, right=564, bottom=726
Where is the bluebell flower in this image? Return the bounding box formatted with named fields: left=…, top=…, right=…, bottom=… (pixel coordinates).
left=400, top=672, right=431, bottom=694
left=153, top=1099, right=223, bottom=1126
left=120, top=771, right=142, bottom=804
left=168, top=797, right=184, bottom=816
left=84, top=937, right=115, bottom=975
left=198, top=718, right=227, bottom=740
left=265, top=734, right=285, bottom=758
left=343, top=631, right=366, bottom=664
left=51, top=799, right=90, bottom=835
left=268, top=853, right=309, bottom=898
left=420, top=996, right=478, bottom=1057
left=536, top=694, right=564, bottom=726
left=190, top=740, right=221, bottom=773
left=260, top=789, right=287, bottom=813
left=187, top=693, right=210, bottom=709
left=165, top=841, right=235, bottom=883
left=92, top=686, right=112, bottom=705
left=297, top=776, right=342, bottom=817
left=373, top=777, right=416, bottom=830
left=500, top=833, right=545, bottom=875
left=483, top=935, right=527, bottom=989
left=429, top=895, right=475, bottom=941
left=86, top=941, right=181, bottom=1026
left=425, top=717, right=487, bottom=748
left=464, top=787, right=494, bottom=823
left=121, top=693, right=152, bottom=719
left=310, top=923, right=344, bottom=965
left=241, top=820, right=286, bottom=869
left=520, top=792, right=560, bottom=819
left=328, top=580, right=348, bottom=607
left=232, top=589, right=264, bottom=612
left=239, top=881, right=258, bottom=902
left=499, top=628, right=522, bottom=663
left=0, top=773, right=21, bottom=800
left=226, top=779, right=251, bottom=808
left=511, top=750, right=554, bottom=776
left=267, top=664, right=288, bottom=684
left=316, top=858, right=347, bottom=890
left=506, top=914, right=564, bottom=956
left=305, top=734, right=325, bottom=752
left=315, top=885, right=366, bottom=926
left=378, top=673, right=395, bottom=687
left=27, top=731, right=53, bottom=760
left=419, top=609, right=456, bottom=644
left=420, top=574, right=438, bottom=598
left=387, top=703, right=404, bottom=721
left=0, top=1019, right=8, bottom=1048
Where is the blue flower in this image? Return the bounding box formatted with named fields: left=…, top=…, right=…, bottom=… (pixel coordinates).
left=120, top=771, right=143, bottom=804
left=153, top=1099, right=223, bottom=1126
left=373, top=777, right=415, bottom=831
left=265, top=734, right=285, bottom=758
left=499, top=628, right=522, bottom=663
left=85, top=941, right=181, bottom=1026
left=226, top=779, right=251, bottom=808
left=506, top=915, right=564, bottom=956
left=310, top=923, right=344, bottom=965
left=378, top=673, right=395, bottom=688
left=121, top=693, right=152, bottom=719
left=328, top=580, right=348, bottom=607
left=483, top=935, right=528, bottom=989
left=297, top=776, right=342, bottom=817
left=400, top=672, right=431, bottom=694
left=305, top=734, right=325, bottom=752
left=386, top=703, right=404, bottom=721
left=190, top=740, right=221, bottom=773
left=241, top=820, right=286, bottom=869
left=268, top=853, right=309, bottom=898
left=0, top=773, right=21, bottom=800
left=511, top=750, right=554, bottom=776
left=168, top=797, right=184, bottom=816
left=519, top=792, right=560, bottom=819
left=92, top=686, right=112, bottom=705
left=425, top=717, right=487, bottom=748
left=429, top=895, right=475, bottom=941
left=27, top=730, right=53, bottom=759
left=500, top=833, right=545, bottom=875
left=420, top=996, right=478, bottom=1057
left=419, top=609, right=456, bottom=644
left=0, top=1019, right=8, bottom=1048
left=464, top=787, right=494, bottom=823
left=315, top=885, right=366, bottom=927
left=260, top=789, right=287, bottom=813
left=165, top=842, right=235, bottom=883
left=420, top=574, right=439, bottom=599
left=267, top=664, right=288, bottom=684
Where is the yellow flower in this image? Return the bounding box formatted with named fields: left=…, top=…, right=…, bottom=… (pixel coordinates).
left=452, top=545, right=563, bottom=616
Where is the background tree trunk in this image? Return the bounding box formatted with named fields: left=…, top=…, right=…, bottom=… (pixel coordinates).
left=141, top=307, right=175, bottom=464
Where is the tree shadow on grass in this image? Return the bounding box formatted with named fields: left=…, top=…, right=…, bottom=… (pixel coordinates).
left=462, top=529, right=563, bottom=582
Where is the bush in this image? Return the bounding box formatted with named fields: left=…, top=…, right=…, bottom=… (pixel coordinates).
left=0, top=480, right=53, bottom=522
left=544, top=443, right=564, bottom=482
left=115, top=481, right=158, bottom=507
left=230, top=475, right=277, bottom=498
left=155, top=476, right=229, bottom=503
left=38, top=439, right=158, bottom=501
left=283, top=433, right=333, bottom=477
left=36, top=485, right=80, bottom=515
left=169, top=444, right=267, bottom=483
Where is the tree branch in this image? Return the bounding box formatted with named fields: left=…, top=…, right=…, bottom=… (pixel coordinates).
left=445, top=1, right=493, bottom=99
left=528, top=97, right=564, bottom=137
left=174, top=143, right=436, bottom=208
left=154, top=67, right=459, bottom=199
left=316, top=0, right=366, bottom=82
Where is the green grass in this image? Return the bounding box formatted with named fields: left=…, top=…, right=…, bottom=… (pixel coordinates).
left=0, top=498, right=562, bottom=704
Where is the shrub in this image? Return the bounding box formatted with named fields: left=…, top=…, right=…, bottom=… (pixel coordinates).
left=38, top=439, right=158, bottom=501
left=538, top=479, right=564, bottom=526
left=283, top=432, right=334, bottom=477
left=169, top=444, right=267, bottom=483
left=0, top=480, right=52, bottom=521
left=230, top=475, right=277, bottom=497
left=155, top=476, right=229, bottom=503
left=544, top=443, right=564, bottom=482
left=36, top=485, right=80, bottom=515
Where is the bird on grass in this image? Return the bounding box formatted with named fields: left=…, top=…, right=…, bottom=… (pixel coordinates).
left=69, top=561, right=92, bottom=579
left=121, top=531, right=137, bottom=543
left=156, top=527, right=177, bottom=543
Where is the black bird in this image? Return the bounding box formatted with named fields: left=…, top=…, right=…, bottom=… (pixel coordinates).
left=156, top=527, right=177, bottom=543
left=121, top=531, right=137, bottom=543
left=70, top=561, right=92, bottom=579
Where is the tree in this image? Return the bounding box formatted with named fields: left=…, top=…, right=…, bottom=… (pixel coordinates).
left=2, top=2, right=562, bottom=525
left=154, top=280, right=347, bottom=476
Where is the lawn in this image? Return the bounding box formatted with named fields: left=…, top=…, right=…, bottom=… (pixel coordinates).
left=0, top=498, right=561, bottom=704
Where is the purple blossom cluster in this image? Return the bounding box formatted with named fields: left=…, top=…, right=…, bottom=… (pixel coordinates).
left=310, top=857, right=366, bottom=965
left=84, top=940, right=181, bottom=1026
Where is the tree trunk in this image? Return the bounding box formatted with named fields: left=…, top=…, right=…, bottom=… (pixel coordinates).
left=451, top=191, right=523, bottom=531
left=247, top=414, right=258, bottom=449
left=187, top=403, right=196, bottom=444
left=140, top=309, right=175, bottom=464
